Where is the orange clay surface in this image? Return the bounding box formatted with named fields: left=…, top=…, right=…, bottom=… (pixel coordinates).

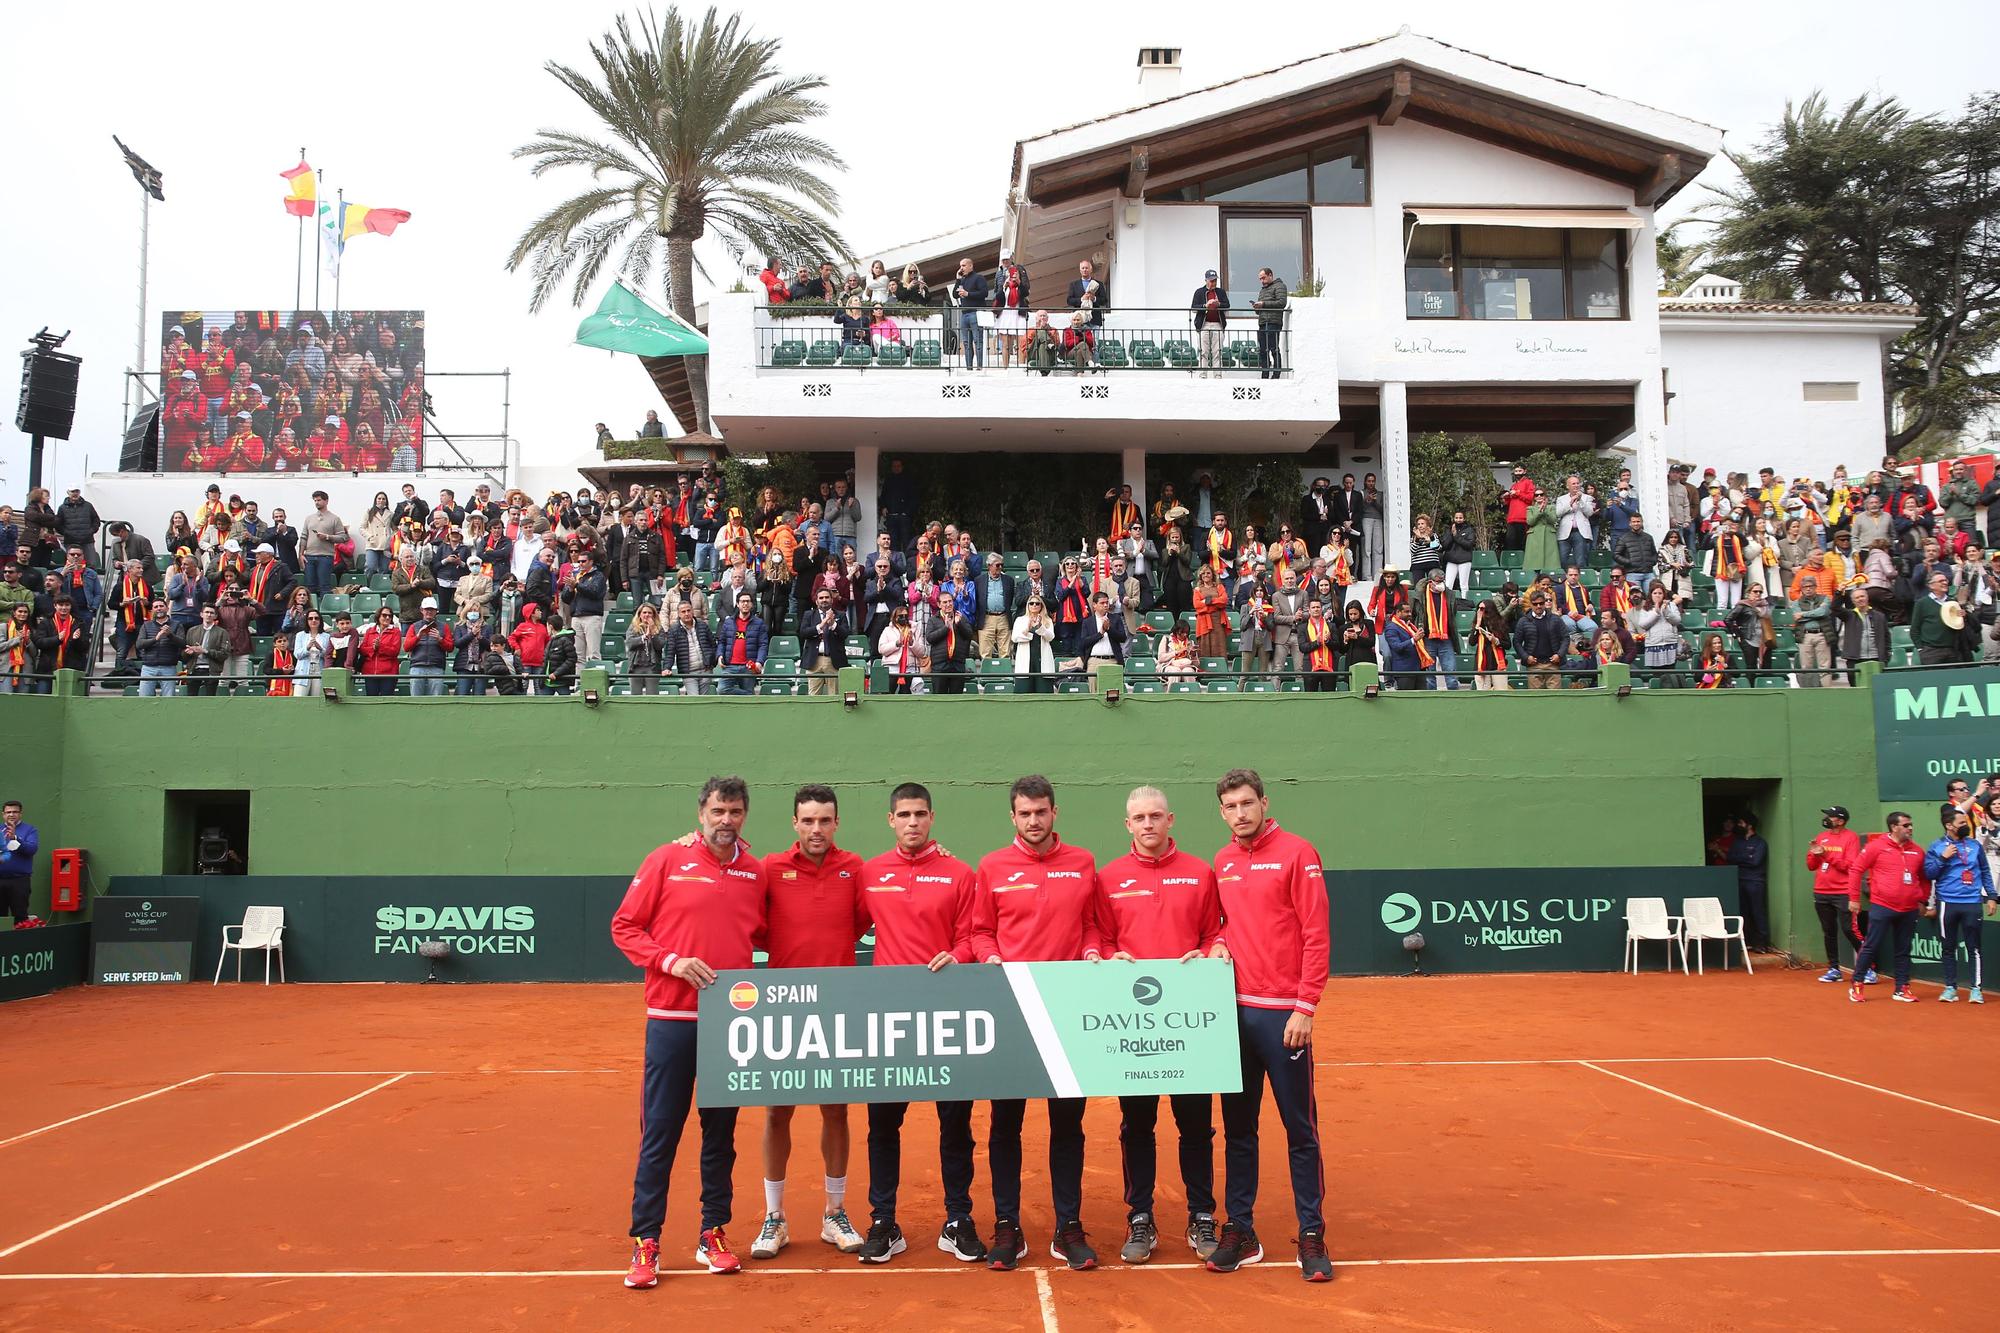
left=3, top=967, right=1999, bottom=1331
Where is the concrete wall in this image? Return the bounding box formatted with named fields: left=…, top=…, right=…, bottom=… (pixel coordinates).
left=13, top=686, right=1880, bottom=961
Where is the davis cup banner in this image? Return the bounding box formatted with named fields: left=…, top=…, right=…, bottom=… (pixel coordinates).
left=697, top=960, right=1241, bottom=1107
left=1872, top=666, right=2000, bottom=801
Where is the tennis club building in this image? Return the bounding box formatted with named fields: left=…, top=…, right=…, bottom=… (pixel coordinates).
left=646, top=31, right=1914, bottom=567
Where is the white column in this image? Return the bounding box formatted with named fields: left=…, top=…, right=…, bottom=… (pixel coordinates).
left=1632, top=369, right=1670, bottom=535
left=1121, top=445, right=1147, bottom=525
left=853, top=444, right=880, bottom=556
left=1381, top=380, right=1412, bottom=572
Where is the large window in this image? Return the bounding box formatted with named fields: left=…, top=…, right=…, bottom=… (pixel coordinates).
left=1221, top=211, right=1308, bottom=307
left=1404, top=221, right=1628, bottom=321
left=1159, top=132, right=1369, bottom=205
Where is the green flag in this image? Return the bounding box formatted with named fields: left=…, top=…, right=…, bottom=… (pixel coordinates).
left=575, top=281, right=709, bottom=356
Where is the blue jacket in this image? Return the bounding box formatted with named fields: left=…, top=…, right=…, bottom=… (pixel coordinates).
left=1925, top=835, right=1996, bottom=903
left=0, top=821, right=37, bottom=875
left=1725, top=834, right=1769, bottom=887
left=716, top=612, right=768, bottom=667
left=1381, top=617, right=1424, bottom=671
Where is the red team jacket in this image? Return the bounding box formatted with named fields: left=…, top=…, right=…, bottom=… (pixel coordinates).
left=859, top=840, right=979, bottom=966
left=611, top=839, right=768, bottom=1020
left=1805, top=828, right=1863, bottom=899
left=1853, top=836, right=1930, bottom=914
left=972, top=835, right=1105, bottom=963
left=761, top=842, right=867, bottom=968
left=1213, top=821, right=1328, bottom=1015
left=1095, top=840, right=1224, bottom=959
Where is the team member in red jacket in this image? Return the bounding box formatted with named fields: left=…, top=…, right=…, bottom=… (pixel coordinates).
left=1206, top=768, right=1333, bottom=1283
left=1096, top=786, right=1225, bottom=1265
left=751, top=785, right=868, bottom=1261
left=1848, top=811, right=1930, bottom=1004
left=855, top=781, right=987, bottom=1265
left=971, top=774, right=1105, bottom=1272
left=611, top=776, right=768, bottom=1289
left=1806, top=805, right=1870, bottom=983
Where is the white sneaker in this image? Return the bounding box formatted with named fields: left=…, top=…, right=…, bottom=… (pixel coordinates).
left=750, top=1213, right=789, bottom=1259
left=821, top=1208, right=864, bottom=1253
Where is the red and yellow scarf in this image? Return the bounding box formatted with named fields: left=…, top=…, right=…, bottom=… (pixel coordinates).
left=1328, top=548, right=1353, bottom=585
left=1560, top=581, right=1589, bottom=618
left=1304, top=617, right=1336, bottom=672
left=120, top=571, right=150, bottom=630
left=249, top=562, right=277, bottom=605
left=1109, top=500, right=1139, bottom=540
left=1368, top=584, right=1403, bottom=634
left=1474, top=629, right=1507, bottom=673
left=1205, top=527, right=1233, bottom=574
left=1392, top=611, right=1434, bottom=668
left=1713, top=532, right=1747, bottom=582
left=1607, top=581, right=1631, bottom=616
left=1423, top=584, right=1451, bottom=641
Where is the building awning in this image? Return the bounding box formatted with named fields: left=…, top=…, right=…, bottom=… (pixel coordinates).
left=1405, top=207, right=1644, bottom=230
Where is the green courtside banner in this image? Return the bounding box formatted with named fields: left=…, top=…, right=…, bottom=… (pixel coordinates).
left=696, top=960, right=1242, bottom=1107
left=1871, top=666, right=2000, bottom=801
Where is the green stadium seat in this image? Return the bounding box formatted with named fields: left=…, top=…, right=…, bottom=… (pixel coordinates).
left=318, top=592, right=350, bottom=617
left=1130, top=680, right=1165, bottom=694
left=1200, top=657, right=1230, bottom=674
left=767, top=636, right=800, bottom=660
left=1169, top=680, right=1200, bottom=694
left=758, top=679, right=796, bottom=696
left=601, top=636, right=626, bottom=661
left=1036, top=551, right=1062, bottom=570
left=1205, top=679, right=1240, bottom=693
left=912, top=340, right=943, bottom=367
left=840, top=343, right=873, bottom=367
left=806, top=340, right=840, bottom=367
left=875, top=343, right=909, bottom=367
left=368, top=574, right=394, bottom=592
left=1227, top=339, right=1259, bottom=366
left=771, top=340, right=807, bottom=367
left=1246, top=679, right=1277, bottom=692
left=1131, top=340, right=1165, bottom=368
left=350, top=592, right=382, bottom=618
left=1127, top=655, right=1157, bottom=673
left=1143, top=611, right=1177, bottom=633
left=1096, top=340, right=1129, bottom=368
left=1057, top=679, right=1090, bottom=694
left=1164, top=340, right=1197, bottom=368
left=615, top=592, right=637, bottom=611
left=846, top=634, right=870, bottom=659
left=1471, top=551, right=1499, bottom=569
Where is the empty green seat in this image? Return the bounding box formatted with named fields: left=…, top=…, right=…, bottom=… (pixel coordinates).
left=350, top=592, right=382, bottom=618
left=1131, top=340, right=1164, bottom=368
left=318, top=592, right=350, bottom=616
left=840, top=343, right=873, bottom=366
left=1127, top=655, right=1157, bottom=673
left=771, top=340, right=807, bottom=367
left=912, top=340, right=943, bottom=367
left=1164, top=340, right=1197, bottom=368
left=875, top=343, right=909, bottom=367
left=1097, top=339, right=1129, bottom=367
left=846, top=634, right=870, bottom=659
left=1169, top=680, right=1200, bottom=694
left=1199, top=657, right=1230, bottom=674
left=1228, top=340, right=1259, bottom=365
left=1057, top=679, right=1090, bottom=694
left=1143, top=610, right=1176, bottom=633
left=806, top=340, right=840, bottom=366
left=758, top=679, right=796, bottom=696
left=767, top=635, right=800, bottom=660
left=1130, top=680, right=1165, bottom=694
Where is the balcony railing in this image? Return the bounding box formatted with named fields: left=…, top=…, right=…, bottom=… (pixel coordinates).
left=753, top=305, right=1293, bottom=376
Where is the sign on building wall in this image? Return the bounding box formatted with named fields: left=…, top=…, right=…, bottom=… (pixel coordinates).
left=1871, top=666, right=2000, bottom=802
left=1, top=923, right=89, bottom=1002
left=696, top=961, right=1241, bottom=1108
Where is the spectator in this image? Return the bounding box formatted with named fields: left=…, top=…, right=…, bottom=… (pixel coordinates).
left=1511, top=587, right=1565, bottom=689
left=1061, top=311, right=1095, bottom=371
left=876, top=605, right=923, bottom=695
left=1267, top=566, right=1306, bottom=680
left=507, top=601, right=552, bottom=694
left=1338, top=601, right=1376, bottom=674
left=544, top=614, right=578, bottom=695
left=1500, top=464, right=1536, bottom=552
left=326, top=611, right=360, bottom=675
left=759, top=549, right=793, bottom=633
left=181, top=604, right=228, bottom=696
left=362, top=492, right=393, bottom=575
left=1632, top=583, right=1685, bottom=688
left=1067, top=258, right=1106, bottom=326
left=403, top=597, right=454, bottom=696
left=0, top=604, right=34, bottom=694
left=1610, top=516, right=1656, bottom=596
left=949, top=259, right=989, bottom=369
left=1522, top=485, right=1559, bottom=575
left=1407, top=515, right=1442, bottom=587
left=1023, top=311, right=1061, bottom=376
left=1554, top=474, right=1596, bottom=572
left=391, top=547, right=436, bottom=624
left=639, top=410, right=665, bottom=439
left=1379, top=600, right=1428, bottom=691
left=1787, top=576, right=1834, bottom=685
left=1069, top=589, right=1124, bottom=692
left=0, top=800, right=38, bottom=924
left=1009, top=596, right=1057, bottom=694
left=36, top=593, right=89, bottom=676
left=1704, top=518, right=1750, bottom=612
left=927, top=590, right=973, bottom=694
left=663, top=597, right=718, bottom=696
left=717, top=589, right=768, bottom=695
left=835, top=296, right=871, bottom=351
left=1833, top=585, right=1887, bottom=678
left=1158, top=531, right=1193, bottom=620
left=54, top=486, right=101, bottom=567
left=1728, top=584, right=1777, bottom=673
left=1597, top=566, right=1637, bottom=631
left=864, top=259, right=892, bottom=304
left=897, top=263, right=928, bottom=305
left=970, top=555, right=1014, bottom=660
left=1191, top=269, right=1230, bottom=376
left=453, top=609, right=493, bottom=696
left=1414, top=566, right=1459, bottom=690
left=105, top=559, right=152, bottom=666
left=1552, top=567, right=1594, bottom=640
left=133, top=600, right=181, bottom=696
left=798, top=588, right=848, bottom=695
left=563, top=551, right=609, bottom=664
left=1694, top=633, right=1733, bottom=690
left=1192, top=567, right=1229, bottom=661
left=991, top=251, right=1030, bottom=369
left=357, top=606, right=403, bottom=696
left=1911, top=571, right=1968, bottom=665
left=1469, top=600, right=1510, bottom=690
left=1439, top=511, right=1477, bottom=596
left=1250, top=266, right=1286, bottom=377
left=300, top=491, right=349, bottom=597
left=1158, top=622, right=1198, bottom=679
left=824, top=480, right=860, bottom=557
left=1926, top=805, right=1994, bottom=1003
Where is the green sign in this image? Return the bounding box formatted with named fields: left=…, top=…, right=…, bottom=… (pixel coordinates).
left=92, top=896, right=199, bottom=985
left=0, top=922, right=89, bottom=1002
left=1329, top=868, right=1738, bottom=974
left=1872, top=666, right=2000, bottom=801
left=575, top=280, right=709, bottom=357
left=696, top=961, right=1242, bottom=1107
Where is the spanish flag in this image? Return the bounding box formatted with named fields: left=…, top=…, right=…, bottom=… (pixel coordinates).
left=280, top=161, right=315, bottom=217
left=339, top=202, right=413, bottom=240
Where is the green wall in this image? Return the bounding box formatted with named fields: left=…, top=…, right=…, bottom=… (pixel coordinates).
left=11, top=687, right=1881, bottom=957
left=4, top=694, right=66, bottom=911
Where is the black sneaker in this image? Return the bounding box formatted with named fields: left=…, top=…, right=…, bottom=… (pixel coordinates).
left=1186, top=1212, right=1219, bottom=1260
left=1052, top=1220, right=1098, bottom=1271
left=857, top=1220, right=906, bottom=1265
left=939, top=1216, right=988, bottom=1263
left=988, top=1219, right=1026, bottom=1272
left=1205, top=1221, right=1263, bottom=1273
left=1297, top=1229, right=1333, bottom=1283
left=1120, top=1212, right=1157, bottom=1263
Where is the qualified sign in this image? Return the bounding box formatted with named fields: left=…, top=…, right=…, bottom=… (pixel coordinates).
left=696, top=960, right=1241, bottom=1107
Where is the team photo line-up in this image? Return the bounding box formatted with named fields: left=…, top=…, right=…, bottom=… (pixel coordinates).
left=609, top=769, right=1330, bottom=1288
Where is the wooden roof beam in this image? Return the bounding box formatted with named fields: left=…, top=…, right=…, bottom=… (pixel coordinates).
left=1123, top=145, right=1149, bottom=199
left=1379, top=70, right=1411, bottom=125
left=1636, top=153, right=1682, bottom=207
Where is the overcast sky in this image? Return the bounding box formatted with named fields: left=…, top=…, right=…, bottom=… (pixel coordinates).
left=2, top=0, right=1993, bottom=496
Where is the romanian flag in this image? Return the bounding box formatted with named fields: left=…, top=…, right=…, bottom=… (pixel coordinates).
left=339, top=202, right=413, bottom=240
left=281, top=161, right=315, bottom=217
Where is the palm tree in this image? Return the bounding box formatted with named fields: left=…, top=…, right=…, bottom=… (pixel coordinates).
left=508, top=7, right=848, bottom=434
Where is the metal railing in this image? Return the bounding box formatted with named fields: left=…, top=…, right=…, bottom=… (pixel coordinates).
left=754, top=306, right=1292, bottom=376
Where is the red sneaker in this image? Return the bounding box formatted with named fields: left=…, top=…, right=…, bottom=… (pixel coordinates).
left=1847, top=984, right=1864, bottom=1004
left=624, top=1237, right=660, bottom=1289
left=697, top=1227, right=742, bottom=1274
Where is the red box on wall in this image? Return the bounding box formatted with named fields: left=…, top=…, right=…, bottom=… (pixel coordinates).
left=50, top=848, right=84, bottom=913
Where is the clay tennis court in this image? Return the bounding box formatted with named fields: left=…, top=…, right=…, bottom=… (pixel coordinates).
left=4, top=969, right=1996, bottom=1332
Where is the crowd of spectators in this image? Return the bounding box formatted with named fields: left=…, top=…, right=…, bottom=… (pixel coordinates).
left=0, top=452, right=1994, bottom=698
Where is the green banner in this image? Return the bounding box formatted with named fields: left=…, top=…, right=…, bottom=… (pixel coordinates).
left=696, top=961, right=1242, bottom=1107
left=575, top=280, right=709, bottom=356
left=0, top=922, right=89, bottom=1002
left=1871, top=666, right=2000, bottom=801
left=1329, top=868, right=1739, bottom=973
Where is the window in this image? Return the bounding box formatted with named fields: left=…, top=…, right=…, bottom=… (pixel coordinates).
left=1221, top=212, right=1309, bottom=308
left=1802, top=382, right=1859, bottom=402
left=1158, top=132, right=1369, bottom=205
left=1405, top=221, right=1627, bottom=321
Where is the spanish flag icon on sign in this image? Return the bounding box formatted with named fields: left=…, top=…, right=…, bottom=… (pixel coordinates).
left=729, top=981, right=759, bottom=1011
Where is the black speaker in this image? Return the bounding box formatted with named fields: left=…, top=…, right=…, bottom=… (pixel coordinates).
left=120, top=402, right=161, bottom=472
left=17, top=347, right=82, bottom=438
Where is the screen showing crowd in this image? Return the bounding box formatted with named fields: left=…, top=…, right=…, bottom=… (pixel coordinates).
left=158, top=310, right=425, bottom=473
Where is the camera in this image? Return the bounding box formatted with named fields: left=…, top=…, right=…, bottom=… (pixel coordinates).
left=196, top=828, right=234, bottom=876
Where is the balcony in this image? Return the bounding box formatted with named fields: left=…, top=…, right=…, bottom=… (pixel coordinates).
left=705, top=292, right=1339, bottom=454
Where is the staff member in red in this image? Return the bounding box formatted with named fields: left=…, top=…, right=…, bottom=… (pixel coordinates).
left=1806, top=805, right=1872, bottom=984
left=751, top=785, right=868, bottom=1260
left=611, top=776, right=768, bottom=1289
left=1097, top=786, right=1224, bottom=1264
left=1848, top=811, right=1930, bottom=1004
left=972, top=774, right=1105, bottom=1272
left=1206, top=768, right=1332, bottom=1282
left=855, top=781, right=986, bottom=1265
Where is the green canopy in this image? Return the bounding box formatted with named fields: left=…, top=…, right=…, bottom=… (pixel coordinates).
left=575, top=281, right=709, bottom=356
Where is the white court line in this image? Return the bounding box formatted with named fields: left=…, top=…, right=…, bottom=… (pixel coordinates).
left=0, top=1074, right=214, bottom=1151
left=6, top=1248, right=2000, bottom=1281
left=1580, top=1062, right=2000, bottom=1223
left=1319, top=1057, right=1769, bottom=1068
left=1762, top=1058, right=2000, bottom=1129
left=213, top=1070, right=622, bottom=1077
left=0, top=1074, right=409, bottom=1262
left=1035, top=1267, right=1062, bottom=1333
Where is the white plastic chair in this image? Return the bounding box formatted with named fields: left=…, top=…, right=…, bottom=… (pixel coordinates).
left=214, top=906, right=286, bottom=984
left=1680, top=897, right=1753, bottom=975
left=1623, top=897, right=1684, bottom=974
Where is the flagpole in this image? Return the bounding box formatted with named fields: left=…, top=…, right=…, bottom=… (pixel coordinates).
left=293, top=146, right=306, bottom=309
left=135, top=181, right=150, bottom=379
left=313, top=170, right=323, bottom=308
left=333, top=189, right=344, bottom=317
